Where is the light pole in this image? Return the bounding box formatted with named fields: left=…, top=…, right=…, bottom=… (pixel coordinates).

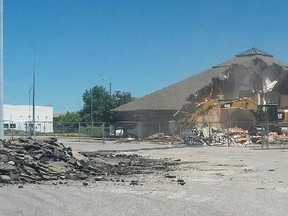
left=19, top=115, right=22, bottom=131
left=109, top=81, right=112, bottom=97
left=102, top=78, right=112, bottom=97
left=90, top=88, right=93, bottom=127
left=28, top=87, right=32, bottom=135
left=102, top=78, right=112, bottom=132
left=44, top=116, right=47, bottom=134
left=0, top=0, right=4, bottom=140
left=28, top=87, right=32, bottom=110
left=32, top=52, right=36, bottom=138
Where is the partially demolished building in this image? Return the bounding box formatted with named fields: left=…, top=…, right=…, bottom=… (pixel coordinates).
left=112, top=48, right=288, bottom=137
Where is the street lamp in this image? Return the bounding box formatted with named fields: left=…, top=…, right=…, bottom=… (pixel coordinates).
left=44, top=116, right=47, bottom=133
left=28, top=87, right=32, bottom=114
left=28, top=87, right=33, bottom=135
left=109, top=81, right=112, bottom=97
left=0, top=0, right=4, bottom=140
left=90, top=88, right=93, bottom=127
left=102, top=78, right=112, bottom=97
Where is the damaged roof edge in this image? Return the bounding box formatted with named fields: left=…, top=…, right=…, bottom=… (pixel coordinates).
left=112, top=47, right=288, bottom=112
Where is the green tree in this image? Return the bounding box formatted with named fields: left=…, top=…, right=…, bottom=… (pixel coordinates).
left=112, top=91, right=134, bottom=107
left=55, top=111, right=81, bottom=127
left=80, top=85, right=112, bottom=123
left=80, top=85, right=135, bottom=123
left=60, top=112, right=81, bottom=123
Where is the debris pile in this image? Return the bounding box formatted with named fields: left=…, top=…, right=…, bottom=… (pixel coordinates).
left=0, top=138, right=177, bottom=184
left=144, top=133, right=180, bottom=144
left=268, top=132, right=288, bottom=144
left=82, top=152, right=177, bottom=176
left=181, top=127, right=210, bottom=145
left=0, top=138, right=96, bottom=183
left=181, top=126, right=240, bottom=146
left=181, top=126, right=288, bottom=146
left=228, top=128, right=252, bottom=146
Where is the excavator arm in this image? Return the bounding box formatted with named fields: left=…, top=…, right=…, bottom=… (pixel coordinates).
left=220, top=98, right=258, bottom=114
left=181, top=98, right=258, bottom=126
left=181, top=99, right=220, bottom=125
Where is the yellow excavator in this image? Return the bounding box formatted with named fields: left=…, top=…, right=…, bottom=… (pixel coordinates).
left=180, top=98, right=288, bottom=134
left=181, top=98, right=258, bottom=124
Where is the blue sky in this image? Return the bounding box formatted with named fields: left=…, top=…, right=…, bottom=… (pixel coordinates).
left=4, top=0, right=288, bottom=113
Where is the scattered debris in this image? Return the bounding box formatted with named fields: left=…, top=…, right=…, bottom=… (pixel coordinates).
left=215, top=172, right=225, bottom=177
left=115, top=137, right=136, bottom=143
left=94, top=175, right=106, bottom=181
left=177, top=179, right=186, bottom=185
left=242, top=168, right=254, bottom=173
left=0, top=138, right=179, bottom=184
left=181, top=125, right=288, bottom=146
left=165, top=174, right=176, bottom=179
left=144, top=133, right=180, bottom=144
left=256, top=187, right=266, bottom=190
left=0, top=175, right=11, bottom=183
left=130, top=180, right=139, bottom=186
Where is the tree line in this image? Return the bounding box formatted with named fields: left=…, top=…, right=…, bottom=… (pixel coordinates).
left=55, top=85, right=134, bottom=125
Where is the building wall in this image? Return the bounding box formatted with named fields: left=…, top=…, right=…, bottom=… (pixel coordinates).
left=280, top=95, right=288, bottom=108
left=112, top=110, right=177, bottom=137
left=3, top=105, right=53, bottom=133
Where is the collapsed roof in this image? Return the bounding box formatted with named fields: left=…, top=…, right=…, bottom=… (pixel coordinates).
left=112, top=48, right=288, bottom=112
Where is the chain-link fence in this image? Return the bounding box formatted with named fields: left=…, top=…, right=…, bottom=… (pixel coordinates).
left=52, top=120, right=288, bottom=148
left=4, top=119, right=288, bottom=148
left=180, top=120, right=288, bottom=148
left=52, top=121, right=179, bottom=142
left=53, top=121, right=107, bottom=140
left=3, top=120, right=54, bottom=140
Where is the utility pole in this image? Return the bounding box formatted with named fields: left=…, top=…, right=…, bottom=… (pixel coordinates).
left=0, top=0, right=4, bottom=140
left=32, top=54, right=36, bottom=138
left=90, top=88, right=93, bottom=127
left=109, top=81, right=112, bottom=97
left=102, top=78, right=112, bottom=97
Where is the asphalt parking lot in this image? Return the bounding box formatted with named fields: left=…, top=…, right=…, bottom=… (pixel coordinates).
left=1, top=138, right=288, bottom=216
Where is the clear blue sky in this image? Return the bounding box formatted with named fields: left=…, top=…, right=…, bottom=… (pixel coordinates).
left=4, top=0, right=288, bottom=113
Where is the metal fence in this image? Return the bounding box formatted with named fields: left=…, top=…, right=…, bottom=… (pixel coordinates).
left=52, top=120, right=288, bottom=147
left=3, top=120, right=54, bottom=139
left=53, top=121, right=106, bottom=139
left=4, top=119, right=288, bottom=149
left=180, top=120, right=288, bottom=148
left=52, top=121, right=179, bottom=142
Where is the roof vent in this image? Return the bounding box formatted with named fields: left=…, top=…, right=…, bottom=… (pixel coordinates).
left=235, top=47, right=273, bottom=57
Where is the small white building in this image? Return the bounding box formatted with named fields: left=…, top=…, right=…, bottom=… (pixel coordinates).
left=3, top=105, right=53, bottom=133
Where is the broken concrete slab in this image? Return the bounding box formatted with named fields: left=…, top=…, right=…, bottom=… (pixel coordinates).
left=0, top=175, right=12, bottom=183
left=0, top=138, right=179, bottom=185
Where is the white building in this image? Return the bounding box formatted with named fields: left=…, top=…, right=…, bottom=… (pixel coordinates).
left=3, top=105, right=53, bottom=133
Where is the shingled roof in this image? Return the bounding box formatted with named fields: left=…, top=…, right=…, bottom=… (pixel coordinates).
left=112, top=48, right=288, bottom=112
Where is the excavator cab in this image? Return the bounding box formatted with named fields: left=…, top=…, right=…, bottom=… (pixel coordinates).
left=257, top=104, right=278, bottom=123
left=254, top=104, right=281, bottom=135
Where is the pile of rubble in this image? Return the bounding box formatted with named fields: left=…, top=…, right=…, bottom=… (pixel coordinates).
left=268, top=132, right=288, bottom=144
left=181, top=127, right=252, bottom=146
left=181, top=126, right=288, bottom=146
left=0, top=138, right=177, bottom=184
left=144, top=133, right=180, bottom=144
left=228, top=127, right=252, bottom=146
left=0, top=138, right=97, bottom=183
